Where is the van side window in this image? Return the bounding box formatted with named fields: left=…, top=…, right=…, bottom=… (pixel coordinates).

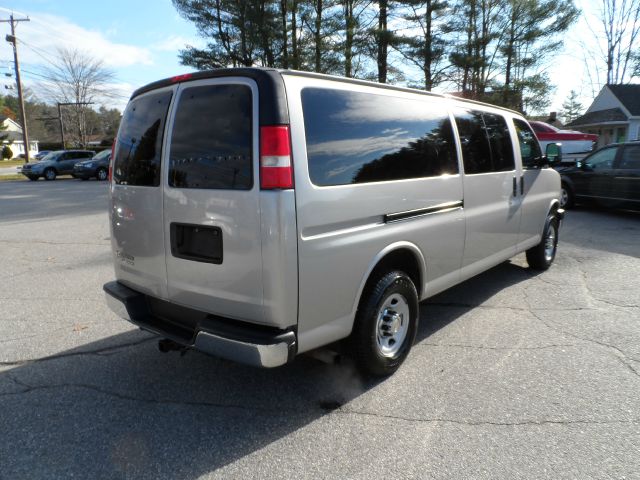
left=453, top=109, right=492, bottom=174
left=513, top=119, right=542, bottom=168
left=169, top=84, right=252, bottom=190
left=113, top=91, right=172, bottom=187
left=302, top=88, right=458, bottom=186
left=483, top=113, right=515, bottom=171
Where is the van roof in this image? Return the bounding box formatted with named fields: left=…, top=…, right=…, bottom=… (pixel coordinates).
left=131, top=66, right=521, bottom=118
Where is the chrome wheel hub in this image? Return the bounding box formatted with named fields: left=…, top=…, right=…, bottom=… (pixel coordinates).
left=544, top=225, right=557, bottom=262
left=376, top=293, right=410, bottom=357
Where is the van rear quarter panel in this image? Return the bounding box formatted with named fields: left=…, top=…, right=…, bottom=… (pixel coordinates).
left=284, top=75, right=466, bottom=353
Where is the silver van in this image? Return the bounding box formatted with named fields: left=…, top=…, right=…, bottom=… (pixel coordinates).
left=104, top=68, right=563, bottom=376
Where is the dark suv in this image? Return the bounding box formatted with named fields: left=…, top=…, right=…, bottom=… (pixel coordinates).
left=72, top=149, right=111, bottom=180
left=21, top=150, right=95, bottom=181
left=557, top=141, right=640, bottom=209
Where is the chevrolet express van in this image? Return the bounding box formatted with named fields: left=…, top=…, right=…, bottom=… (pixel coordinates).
left=104, top=68, right=563, bottom=376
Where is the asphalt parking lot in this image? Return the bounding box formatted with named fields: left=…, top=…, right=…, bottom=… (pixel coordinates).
left=1, top=179, right=639, bottom=479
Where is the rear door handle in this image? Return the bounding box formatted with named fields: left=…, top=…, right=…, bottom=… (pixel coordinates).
left=520, top=176, right=524, bottom=195
left=512, top=177, right=517, bottom=197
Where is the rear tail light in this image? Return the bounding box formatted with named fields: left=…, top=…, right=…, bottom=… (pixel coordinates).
left=260, top=125, right=293, bottom=189
left=109, top=140, right=116, bottom=182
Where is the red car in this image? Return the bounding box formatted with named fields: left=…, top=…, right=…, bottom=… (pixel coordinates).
left=529, top=121, right=598, bottom=155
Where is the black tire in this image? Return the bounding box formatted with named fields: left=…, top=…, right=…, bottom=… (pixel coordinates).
left=43, top=168, right=57, bottom=181
left=350, top=271, right=419, bottom=377
left=560, top=182, right=574, bottom=209
left=96, top=168, right=108, bottom=181
left=27, top=176, right=38, bottom=181
left=526, top=215, right=559, bottom=270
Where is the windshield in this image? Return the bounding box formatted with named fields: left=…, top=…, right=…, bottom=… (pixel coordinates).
left=93, top=150, right=111, bottom=161
left=40, top=151, right=63, bottom=162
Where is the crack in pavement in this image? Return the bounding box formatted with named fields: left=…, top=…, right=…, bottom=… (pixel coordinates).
left=3, top=375, right=638, bottom=430
left=0, top=336, right=155, bottom=366
left=414, top=342, right=579, bottom=351
left=333, top=408, right=640, bottom=428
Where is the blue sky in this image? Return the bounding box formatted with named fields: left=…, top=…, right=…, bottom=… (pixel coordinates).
left=0, top=0, right=203, bottom=109
left=0, top=0, right=627, bottom=114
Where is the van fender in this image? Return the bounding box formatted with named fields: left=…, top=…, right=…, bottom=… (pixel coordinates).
left=349, top=241, right=427, bottom=325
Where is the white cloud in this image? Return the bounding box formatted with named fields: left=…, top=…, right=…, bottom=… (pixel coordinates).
left=152, top=34, right=205, bottom=53
left=10, top=12, right=153, bottom=68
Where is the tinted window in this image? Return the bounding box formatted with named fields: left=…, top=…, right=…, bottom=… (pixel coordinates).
left=513, top=119, right=542, bottom=168
left=483, top=113, right=515, bottom=171
left=454, top=109, right=492, bottom=174
left=585, top=147, right=617, bottom=170
left=619, top=145, right=640, bottom=169
left=169, top=85, right=252, bottom=190
left=302, top=88, right=458, bottom=186
left=113, top=90, right=172, bottom=186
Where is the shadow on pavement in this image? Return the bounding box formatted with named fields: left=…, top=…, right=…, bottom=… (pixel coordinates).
left=0, top=259, right=538, bottom=479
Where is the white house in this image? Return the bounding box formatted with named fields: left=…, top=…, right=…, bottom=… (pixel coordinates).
left=1, top=116, right=39, bottom=158
left=567, top=84, right=640, bottom=147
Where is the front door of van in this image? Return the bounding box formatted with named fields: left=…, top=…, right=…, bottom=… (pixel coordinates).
left=162, top=78, right=265, bottom=325
left=454, top=109, right=522, bottom=274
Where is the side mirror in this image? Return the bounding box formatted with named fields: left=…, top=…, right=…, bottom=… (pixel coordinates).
left=545, top=143, right=563, bottom=164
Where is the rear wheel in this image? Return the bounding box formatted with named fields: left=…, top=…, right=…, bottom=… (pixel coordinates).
left=43, top=168, right=56, bottom=181
left=96, top=168, right=108, bottom=181
left=526, top=215, right=559, bottom=270
left=350, top=271, right=419, bottom=377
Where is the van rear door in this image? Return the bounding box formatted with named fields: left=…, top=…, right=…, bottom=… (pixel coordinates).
left=161, top=78, right=266, bottom=325
left=110, top=86, right=175, bottom=299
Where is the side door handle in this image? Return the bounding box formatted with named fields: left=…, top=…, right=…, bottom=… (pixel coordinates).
left=520, top=176, right=524, bottom=195
left=512, top=177, right=517, bottom=197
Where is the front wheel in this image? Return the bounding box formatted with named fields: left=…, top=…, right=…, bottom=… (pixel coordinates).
left=43, top=168, right=56, bottom=181
left=96, top=168, right=108, bottom=181
left=560, top=183, right=574, bottom=209
left=350, top=271, right=419, bottom=377
left=526, top=215, right=559, bottom=270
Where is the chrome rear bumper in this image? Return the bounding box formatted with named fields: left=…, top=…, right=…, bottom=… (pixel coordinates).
left=104, top=281, right=296, bottom=368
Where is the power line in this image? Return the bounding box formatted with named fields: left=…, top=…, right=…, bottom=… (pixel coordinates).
left=1, top=14, right=31, bottom=162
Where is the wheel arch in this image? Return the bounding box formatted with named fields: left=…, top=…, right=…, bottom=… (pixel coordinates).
left=351, top=242, right=426, bottom=320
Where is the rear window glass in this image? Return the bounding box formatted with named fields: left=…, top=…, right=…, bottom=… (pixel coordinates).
left=113, top=90, right=172, bottom=186
left=169, top=84, right=252, bottom=190
left=301, top=88, right=458, bottom=186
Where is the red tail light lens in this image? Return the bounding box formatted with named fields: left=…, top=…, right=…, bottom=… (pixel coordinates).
left=170, top=73, right=193, bottom=83
left=260, top=125, right=293, bottom=189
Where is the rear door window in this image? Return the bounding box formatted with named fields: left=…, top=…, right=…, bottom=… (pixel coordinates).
left=454, top=110, right=515, bottom=173
left=453, top=109, right=493, bottom=174
left=618, top=145, right=640, bottom=169
left=113, top=90, right=173, bottom=186
left=483, top=113, right=515, bottom=171
left=301, top=88, right=458, bottom=186
left=168, top=84, right=252, bottom=190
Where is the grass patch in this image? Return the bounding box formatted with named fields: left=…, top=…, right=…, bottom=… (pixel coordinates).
left=0, top=159, right=29, bottom=167
left=0, top=174, right=27, bottom=182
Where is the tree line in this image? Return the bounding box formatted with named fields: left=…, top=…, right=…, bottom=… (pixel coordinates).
left=173, top=0, right=580, bottom=113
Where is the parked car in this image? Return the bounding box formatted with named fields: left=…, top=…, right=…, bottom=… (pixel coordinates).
left=72, top=149, right=111, bottom=181
left=530, top=121, right=598, bottom=157
left=104, top=68, right=563, bottom=377
left=20, top=150, right=95, bottom=181
left=556, top=141, right=640, bottom=209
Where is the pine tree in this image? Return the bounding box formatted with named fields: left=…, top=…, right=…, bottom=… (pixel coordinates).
left=560, top=90, right=583, bottom=124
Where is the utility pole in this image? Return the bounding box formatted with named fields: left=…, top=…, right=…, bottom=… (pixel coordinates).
left=1, top=14, right=30, bottom=162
